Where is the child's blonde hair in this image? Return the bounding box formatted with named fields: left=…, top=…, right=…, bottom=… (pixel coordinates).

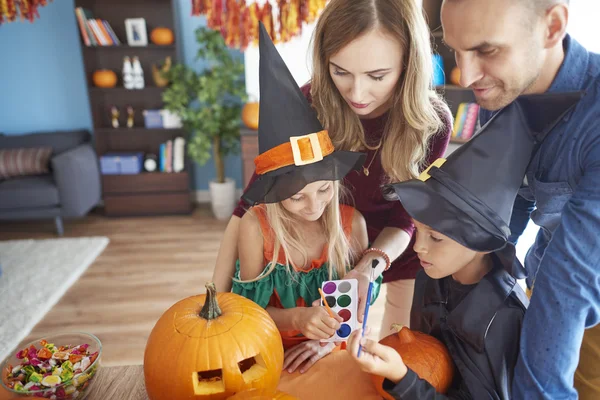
left=240, top=181, right=355, bottom=283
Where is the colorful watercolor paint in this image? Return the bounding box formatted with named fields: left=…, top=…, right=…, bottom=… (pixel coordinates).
left=319, top=278, right=359, bottom=342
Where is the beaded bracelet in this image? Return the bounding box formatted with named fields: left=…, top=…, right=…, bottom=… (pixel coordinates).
left=362, top=247, right=391, bottom=271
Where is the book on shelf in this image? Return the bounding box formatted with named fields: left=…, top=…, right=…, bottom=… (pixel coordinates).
left=158, top=137, right=186, bottom=173
left=452, top=102, right=479, bottom=141
left=75, top=7, right=121, bottom=47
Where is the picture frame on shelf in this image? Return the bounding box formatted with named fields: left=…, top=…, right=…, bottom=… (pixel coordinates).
left=125, top=18, right=148, bottom=46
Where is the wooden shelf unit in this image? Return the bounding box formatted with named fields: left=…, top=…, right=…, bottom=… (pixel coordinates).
left=76, top=0, right=192, bottom=216
left=425, top=0, right=475, bottom=144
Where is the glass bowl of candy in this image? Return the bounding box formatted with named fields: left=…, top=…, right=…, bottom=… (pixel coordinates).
left=1, top=332, right=102, bottom=399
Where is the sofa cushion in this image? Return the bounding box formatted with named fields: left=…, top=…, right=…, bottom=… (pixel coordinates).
left=0, top=130, right=90, bottom=155
left=0, top=147, right=53, bottom=179
left=0, top=175, right=60, bottom=209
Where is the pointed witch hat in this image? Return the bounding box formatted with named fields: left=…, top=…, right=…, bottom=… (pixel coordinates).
left=387, top=92, right=583, bottom=277
left=241, top=23, right=365, bottom=205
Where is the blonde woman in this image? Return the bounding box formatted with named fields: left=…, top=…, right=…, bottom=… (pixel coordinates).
left=233, top=23, right=380, bottom=374
left=217, top=0, right=453, bottom=338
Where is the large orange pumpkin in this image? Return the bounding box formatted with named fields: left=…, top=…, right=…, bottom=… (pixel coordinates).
left=92, top=70, right=117, bottom=88
left=227, top=388, right=298, bottom=400
left=144, top=282, right=284, bottom=400
left=371, top=324, right=454, bottom=399
left=151, top=27, right=174, bottom=45
left=241, top=102, right=259, bottom=130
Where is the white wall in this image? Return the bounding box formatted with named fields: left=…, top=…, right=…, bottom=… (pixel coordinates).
left=568, top=0, right=600, bottom=53
left=244, top=19, right=316, bottom=99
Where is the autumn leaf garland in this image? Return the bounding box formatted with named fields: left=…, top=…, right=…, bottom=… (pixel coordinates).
left=0, top=0, right=52, bottom=24
left=191, top=0, right=328, bottom=50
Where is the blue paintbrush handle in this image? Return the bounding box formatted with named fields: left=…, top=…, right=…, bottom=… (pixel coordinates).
left=357, top=281, right=374, bottom=357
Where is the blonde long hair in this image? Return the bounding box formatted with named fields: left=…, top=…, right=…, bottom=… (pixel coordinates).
left=311, top=0, right=447, bottom=182
left=239, top=181, right=354, bottom=283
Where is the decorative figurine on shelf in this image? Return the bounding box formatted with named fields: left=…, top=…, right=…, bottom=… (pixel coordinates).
left=127, top=105, right=135, bottom=128
left=123, top=56, right=134, bottom=90
left=132, top=56, right=145, bottom=89
left=111, top=106, right=120, bottom=128
left=152, top=56, right=172, bottom=88
left=144, top=153, right=158, bottom=172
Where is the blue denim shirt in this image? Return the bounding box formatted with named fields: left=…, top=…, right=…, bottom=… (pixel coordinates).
left=480, top=35, right=600, bottom=399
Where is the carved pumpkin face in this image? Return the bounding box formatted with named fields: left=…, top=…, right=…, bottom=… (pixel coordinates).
left=371, top=324, right=454, bottom=399
left=227, top=388, right=298, bottom=400
left=144, top=283, right=284, bottom=400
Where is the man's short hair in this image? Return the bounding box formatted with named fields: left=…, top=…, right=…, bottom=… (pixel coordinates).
left=531, top=0, right=569, bottom=14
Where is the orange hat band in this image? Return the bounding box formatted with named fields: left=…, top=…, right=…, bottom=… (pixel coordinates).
left=254, top=130, right=334, bottom=175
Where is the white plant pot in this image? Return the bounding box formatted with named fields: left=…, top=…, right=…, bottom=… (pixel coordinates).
left=209, top=178, right=237, bottom=220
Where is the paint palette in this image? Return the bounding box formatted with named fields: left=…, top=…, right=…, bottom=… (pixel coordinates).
left=320, top=278, right=358, bottom=342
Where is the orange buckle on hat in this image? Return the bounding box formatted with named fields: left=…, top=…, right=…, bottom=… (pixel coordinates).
left=254, top=130, right=335, bottom=175
left=418, top=158, right=447, bottom=182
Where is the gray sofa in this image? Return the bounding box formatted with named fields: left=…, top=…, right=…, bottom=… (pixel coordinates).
left=0, top=130, right=101, bottom=235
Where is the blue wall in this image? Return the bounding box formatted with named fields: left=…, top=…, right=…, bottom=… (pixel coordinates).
left=0, top=0, right=91, bottom=135
left=0, top=0, right=243, bottom=190
left=174, top=0, right=243, bottom=190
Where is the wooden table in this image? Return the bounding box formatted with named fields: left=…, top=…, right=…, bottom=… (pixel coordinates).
left=1, top=351, right=382, bottom=400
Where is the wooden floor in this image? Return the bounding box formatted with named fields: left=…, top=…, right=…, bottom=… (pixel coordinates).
left=0, top=207, right=386, bottom=367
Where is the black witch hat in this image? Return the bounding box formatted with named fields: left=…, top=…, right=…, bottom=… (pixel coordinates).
left=387, top=92, right=582, bottom=277
left=241, top=23, right=365, bottom=205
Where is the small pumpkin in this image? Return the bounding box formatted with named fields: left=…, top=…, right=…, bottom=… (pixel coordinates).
left=371, top=324, right=454, bottom=399
left=241, top=102, right=259, bottom=130
left=227, top=388, right=298, bottom=400
left=150, top=27, right=174, bottom=45
left=92, top=69, right=117, bottom=88
left=144, top=282, right=284, bottom=400
left=450, top=66, right=461, bottom=86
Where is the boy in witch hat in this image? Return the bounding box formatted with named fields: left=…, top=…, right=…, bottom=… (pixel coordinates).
left=232, top=23, right=382, bottom=373
left=347, top=92, right=582, bottom=399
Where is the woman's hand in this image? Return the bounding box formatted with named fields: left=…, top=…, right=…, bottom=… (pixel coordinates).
left=283, top=340, right=336, bottom=374
left=293, top=305, right=343, bottom=340
left=344, top=252, right=386, bottom=322
left=346, top=327, right=408, bottom=384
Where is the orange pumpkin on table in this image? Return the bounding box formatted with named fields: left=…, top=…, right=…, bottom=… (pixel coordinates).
left=242, top=102, right=259, bottom=130
left=227, top=388, right=298, bottom=400
left=92, top=69, right=117, bottom=88
left=144, top=282, right=284, bottom=400
left=371, top=324, right=454, bottom=399
left=151, top=27, right=174, bottom=45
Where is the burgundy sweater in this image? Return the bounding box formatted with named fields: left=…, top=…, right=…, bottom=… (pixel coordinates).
left=233, top=85, right=452, bottom=282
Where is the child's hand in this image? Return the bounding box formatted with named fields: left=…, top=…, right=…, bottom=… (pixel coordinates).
left=346, top=328, right=408, bottom=384
left=283, top=340, right=336, bottom=374
left=293, top=302, right=343, bottom=340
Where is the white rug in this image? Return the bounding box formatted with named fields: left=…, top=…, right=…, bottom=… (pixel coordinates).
left=0, top=237, right=109, bottom=362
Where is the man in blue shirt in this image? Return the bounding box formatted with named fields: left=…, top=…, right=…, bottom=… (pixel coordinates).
left=441, top=0, right=600, bottom=398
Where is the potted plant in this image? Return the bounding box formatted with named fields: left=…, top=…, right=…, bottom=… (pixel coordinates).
left=162, top=27, right=247, bottom=219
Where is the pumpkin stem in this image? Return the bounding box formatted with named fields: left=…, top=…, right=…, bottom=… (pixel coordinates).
left=199, top=282, right=222, bottom=320
left=390, top=323, right=415, bottom=343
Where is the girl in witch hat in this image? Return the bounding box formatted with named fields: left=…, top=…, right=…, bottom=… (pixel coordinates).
left=215, top=0, right=454, bottom=337
left=232, top=23, right=382, bottom=373
left=347, top=92, right=582, bottom=399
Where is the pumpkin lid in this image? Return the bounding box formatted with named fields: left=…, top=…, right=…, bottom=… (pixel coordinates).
left=241, top=23, right=365, bottom=205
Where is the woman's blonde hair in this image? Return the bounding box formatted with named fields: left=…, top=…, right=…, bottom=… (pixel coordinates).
left=239, top=181, right=354, bottom=283
left=311, top=0, right=447, bottom=182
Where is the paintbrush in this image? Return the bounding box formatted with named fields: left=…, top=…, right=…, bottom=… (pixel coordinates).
left=357, top=259, right=379, bottom=357
left=318, top=287, right=336, bottom=319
